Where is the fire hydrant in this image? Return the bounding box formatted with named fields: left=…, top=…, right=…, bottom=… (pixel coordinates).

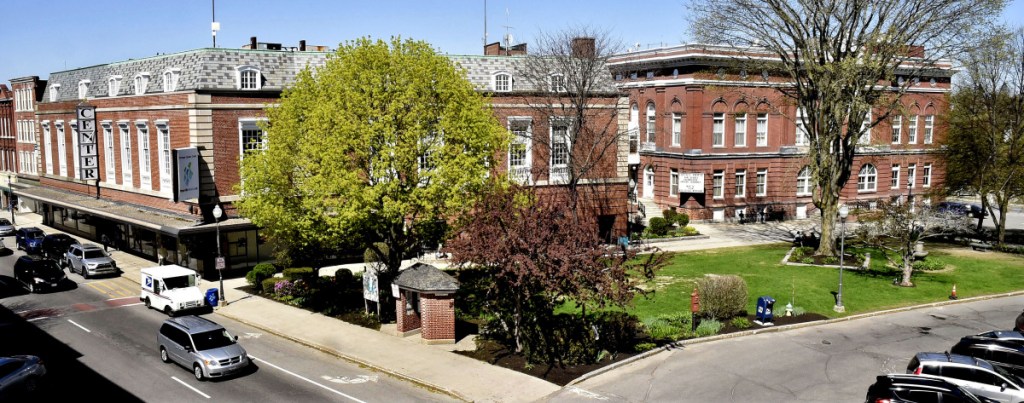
left=690, top=288, right=700, bottom=332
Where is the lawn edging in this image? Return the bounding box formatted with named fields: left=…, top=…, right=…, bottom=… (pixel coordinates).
left=781, top=246, right=871, bottom=269
left=565, top=289, right=1024, bottom=387
left=640, top=234, right=710, bottom=244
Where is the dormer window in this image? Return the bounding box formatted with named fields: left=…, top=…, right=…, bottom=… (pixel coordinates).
left=493, top=72, right=511, bottom=92
left=49, top=84, right=61, bottom=102
left=162, top=68, right=181, bottom=92
left=133, top=72, right=151, bottom=95
left=108, top=76, right=123, bottom=97
left=78, top=80, right=91, bottom=99
left=237, top=66, right=262, bottom=90
left=549, top=74, right=566, bottom=92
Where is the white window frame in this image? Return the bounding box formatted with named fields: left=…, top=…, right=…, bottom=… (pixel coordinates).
left=712, top=170, right=724, bottom=199
left=908, top=163, right=917, bottom=189
left=671, top=113, right=681, bottom=146
left=103, top=121, right=116, bottom=184
left=162, top=68, right=181, bottom=92
left=239, top=118, right=268, bottom=158
left=236, top=66, right=261, bottom=90
left=734, top=114, right=747, bottom=147
left=549, top=119, right=571, bottom=182
left=891, top=165, right=901, bottom=189
left=891, top=115, right=902, bottom=144
left=712, top=113, right=724, bottom=147
left=646, top=103, right=656, bottom=143
left=923, top=163, right=932, bottom=187
left=108, top=75, right=122, bottom=97
left=137, top=120, right=151, bottom=190
left=795, top=108, right=809, bottom=146
left=507, top=118, right=532, bottom=184
left=908, top=115, right=918, bottom=144
left=796, top=166, right=812, bottom=196
left=56, top=121, right=67, bottom=177
left=42, top=122, right=53, bottom=175
left=549, top=74, right=566, bottom=93
left=735, top=170, right=746, bottom=198
left=156, top=120, right=172, bottom=194
left=756, top=113, right=768, bottom=147
left=670, top=169, right=679, bottom=196
left=924, top=115, right=934, bottom=144
left=492, top=72, right=511, bottom=92
left=71, top=120, right=80, bottom=179
left=49, top=84, right=61, bottom=102
left=133, top=73, right=150, bottom=96
left=756, top=168, right=767, bottom=197
left=119, top=122, right=133, bottom=186
left=858, top=164, right=877, bottom=192
left=78, top=80, right=91, bottom=99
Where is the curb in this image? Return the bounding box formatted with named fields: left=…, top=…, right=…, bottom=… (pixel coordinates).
left=639, top=235, right=711, bottom=244
left=214, top=303, right=472, bottom=403
left=566, top=289, right=1024, bottom=386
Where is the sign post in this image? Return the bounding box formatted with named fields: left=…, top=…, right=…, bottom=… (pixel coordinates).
left=76, top=103, right=100, bottom=198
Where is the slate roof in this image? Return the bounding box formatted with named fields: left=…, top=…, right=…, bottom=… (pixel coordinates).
left=393, top=263, right=459, bottom=293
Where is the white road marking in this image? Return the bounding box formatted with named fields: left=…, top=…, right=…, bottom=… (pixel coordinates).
left=119, top=302, right=143, bottom=307
left=171, top=376, right=211, bottom=399
left=321, top=374, right=378, bottom=384
left=241, top=332, right=262, bottom=339
left=568, top=387, right=609, bottom=400
left=249, top=355, right=367, bottom=403
left=27, top=316, right=51, bottom=322
left=67, top=319, right=91, bottom=333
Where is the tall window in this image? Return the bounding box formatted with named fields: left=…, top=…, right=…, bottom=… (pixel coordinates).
left=908, top=115, right=918, bottom=143
left=923, top=115, right=934, bottom=144
left=157, top=123, right=172, bottom=193
left=891, top=165, right=901, bottom=189
left=239, top=119, right=267, bottom=157
left=858, top=164, right=877, bottom=192
left=734, top=114, right=747, bottom=147
left=43, top=123, right=53, bottom=175
left=712, top=113, right=724, bottom=147
left=508, top=119, right=531, bottom=183
left=137, top=122, right=151, bottom=190
left=238, top=67, right=261, bottom=90
left=162, top=69, right=180, bottom=92
left=891, top=116, right=902, bottom=144
left=550, top=122, right=569, bottom=181
left=756, top=169, right=767, bottom=196
left=133, top=73, right=150, bottom=95
left=56, top=122, right=67, bottom=177
left=646, top=103, right=656, bottom=143
left=108, top=76, right=122, bottom=97
left=71, top=122, right=80, bottom=179
left=493, top=73, right=510, bottom=92
left=908, top=163, right=916, bottom=188
left=713, top=170, right=724, bottom=198
left=103, top=122, right=116, bottom=184
left=78, top=80, right=90, bottom=99
left=119, top=123, right=133, bottom=186
left=670, top=169, right=679, bottom=196
left=795, top=108, right=809, bottom=146
left=671, top=113, right=681, bottom=146
left=735, top=170, right=746, bottom=197
left=923, top=163, right=932, bottom=187
left=49, top=84, right=60, bottom=102
left=796, top=167, right=812, bottom=196
left=756, top=113, right=768, bottom=146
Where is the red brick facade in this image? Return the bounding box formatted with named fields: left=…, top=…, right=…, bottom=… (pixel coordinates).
left=395, top=291, right=456, bottom=343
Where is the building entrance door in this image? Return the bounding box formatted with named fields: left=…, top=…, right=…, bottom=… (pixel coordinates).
left=643, top=167, right=654, bottom=199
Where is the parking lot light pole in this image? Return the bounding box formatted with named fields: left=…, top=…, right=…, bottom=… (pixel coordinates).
left=7, top=174, right=14, bottom=226
left=213, top=204, right=224, bottom=306
left=834, top=205, right=849, bottom=313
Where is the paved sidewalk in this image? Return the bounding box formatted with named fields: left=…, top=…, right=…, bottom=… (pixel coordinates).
left=10, top=209, right=816, bottom=402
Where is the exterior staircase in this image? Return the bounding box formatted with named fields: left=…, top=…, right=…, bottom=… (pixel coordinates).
left=638, top=198, right=663, bottom=226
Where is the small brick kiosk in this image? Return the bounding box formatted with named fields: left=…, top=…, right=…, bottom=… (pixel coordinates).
left=392, top=263, right=459, bottom=344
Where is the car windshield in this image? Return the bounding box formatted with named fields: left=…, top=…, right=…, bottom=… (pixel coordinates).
left=0, top=219, right=10, bottom=226
left=34, top=261, right=63, bottom=277
left=191, top=329, right=235, bottom=351
left=163, top=275, right=195, bottom=289
left=83, top=250, right=107, bottom=259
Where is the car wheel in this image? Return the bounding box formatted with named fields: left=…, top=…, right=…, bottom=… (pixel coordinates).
left=193, top=364, right=205, bottom=381
left=144, top=298, right=151, bottom=309
left=164, top=306, right=174, bottom=317
left=81, top=267, right=89, bottom=280
left=160, top=347, right=170, bottom=363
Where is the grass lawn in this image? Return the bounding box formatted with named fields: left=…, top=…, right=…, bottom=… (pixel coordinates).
left=625, top=243, right=1024, bottom=321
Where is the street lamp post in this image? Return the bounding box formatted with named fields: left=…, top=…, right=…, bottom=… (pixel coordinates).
left=834, top=205, right=850, bottom=313
left=7, top=175, right=14, bottom=226
left=213, top=204, right=224, bottom=306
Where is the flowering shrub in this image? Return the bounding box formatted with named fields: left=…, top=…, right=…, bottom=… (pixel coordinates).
left=274, top=279, right=295, bottom=297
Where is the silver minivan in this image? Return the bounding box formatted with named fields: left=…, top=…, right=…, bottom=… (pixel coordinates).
left=158, top=316, right=250, bottom=380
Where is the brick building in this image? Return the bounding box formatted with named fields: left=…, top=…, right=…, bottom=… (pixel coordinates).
left=607, top=44, right=951, bottom=223
left=8, top=76, right=46, bottom=211
left=0, top=84, right=14, bottom=185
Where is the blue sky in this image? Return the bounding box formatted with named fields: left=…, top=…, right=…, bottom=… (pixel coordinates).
left=3, top=0, right=1023, bottom=83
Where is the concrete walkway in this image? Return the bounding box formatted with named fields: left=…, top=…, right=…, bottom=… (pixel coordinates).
left=10, top=210, right=819, bottom=402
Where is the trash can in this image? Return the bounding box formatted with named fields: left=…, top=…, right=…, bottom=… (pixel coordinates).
left=756, top=296, right=776, bottom=324
left=205, top=288, right=219, bottom=307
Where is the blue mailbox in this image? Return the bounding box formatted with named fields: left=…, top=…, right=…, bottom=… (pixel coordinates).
left=755, top=296, right=776, bottom=325
left=205, top=288, right=219, bottom=307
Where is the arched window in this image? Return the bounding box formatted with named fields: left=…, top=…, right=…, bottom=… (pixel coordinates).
left=108, top=76, right=122, bottom=97
left=162, top=68, right=181, bottom=92
left=857, top=164, right=877, bottom=192
left=236, top=66, right=261, bottom=90
left=796, top=166, right=812, bottom=196
left=646, top=102, right=656, bottom=143
left=49, top=84, right=61, bottom=102
left=133, top=72, right=151, bottom=95
left=78, top=80, right=91, bottom=99
left=493, top=72, right=511, bottom=92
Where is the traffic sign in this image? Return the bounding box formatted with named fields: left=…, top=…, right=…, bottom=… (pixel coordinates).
left=216, top=257, right=225, bottom=270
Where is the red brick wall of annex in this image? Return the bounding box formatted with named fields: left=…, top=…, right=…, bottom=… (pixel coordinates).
left=419, top=293, right=455, bottom=341
left=395, top=291, right=422, bottom=334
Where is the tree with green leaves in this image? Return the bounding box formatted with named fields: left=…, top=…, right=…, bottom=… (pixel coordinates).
left=237, top=37, right=507, bottom=294
left=945, top=29, right=1024, bottom=245
left=689, top=0, right=1003, bottom=257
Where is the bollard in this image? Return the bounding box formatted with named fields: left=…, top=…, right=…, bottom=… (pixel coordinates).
left=690, top=288, right=700, bottom=332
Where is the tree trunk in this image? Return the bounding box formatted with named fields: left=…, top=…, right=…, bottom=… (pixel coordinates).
left=997, top=198, right=1009, bottom=245
left=815, top=194, right=839, bottom=257
left=900, top=251, right=914, bottom=287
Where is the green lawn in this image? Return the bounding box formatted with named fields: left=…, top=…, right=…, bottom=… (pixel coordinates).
left=625, top=243, right=1024, bottom=321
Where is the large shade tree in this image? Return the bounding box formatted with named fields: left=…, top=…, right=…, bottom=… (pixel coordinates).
left=945, top=29, right=1024, bottom=245
left=237, top=37, right=507, bottom=290
left=689, top=0, right=1003, bottom=257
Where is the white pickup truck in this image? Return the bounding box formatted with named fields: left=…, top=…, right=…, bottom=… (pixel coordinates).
left=140, top=265, right=207, bottom=316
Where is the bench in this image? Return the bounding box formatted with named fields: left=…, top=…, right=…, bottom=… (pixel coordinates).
left=971, top=242, right=993, bottom=251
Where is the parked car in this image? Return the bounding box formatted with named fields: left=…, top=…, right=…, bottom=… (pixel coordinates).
left=13, top=255, right=66, bottom=293
left=907, top=352, right=1024, bottom=402
left=938, top=201, right=988, bottom=219
left=952, top=336, right=1024, bottom=377
left=0, top=218, right=14, bottom=237
left=158, top=315, right=250, bottom=381
left=973, top=330, right=1024, bottom=346
left=14, top=227, right=45, bottom=254
left=865, top=374, right=997, bottom=403
left=64, top=243, right=117, bottom=279
left=0, top=355, right=46, bottom=397
left=40, top=234, right=77, bottom=261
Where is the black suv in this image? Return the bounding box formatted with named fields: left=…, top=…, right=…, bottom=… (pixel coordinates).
left=13, top=255, right=66, bottom=293
left=865, top=374, right=996, bottom=403
left=41, top=234, right=77, bottom=261
left=952, top=336, right=1024, bottom=377
left=14, top=227, right=45, bottom=254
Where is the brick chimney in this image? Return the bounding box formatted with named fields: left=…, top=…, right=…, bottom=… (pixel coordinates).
left=299, top=40, right=306, bottom=51
left=484, top=41, right=527, bottom=56
left=572, top=37, right=595, bottom=58
left=250, top=36, right=258, bottom=49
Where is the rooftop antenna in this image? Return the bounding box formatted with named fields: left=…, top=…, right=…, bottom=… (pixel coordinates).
left=211, top=0, right=220, bottom=48
left=502, top=8, right=513, bottom=56
left=483, top=0, right=488, bottom=47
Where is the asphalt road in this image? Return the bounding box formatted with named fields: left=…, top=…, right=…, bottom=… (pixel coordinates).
left=0, top=236, right=450, bottom=402
left=546, top=295, right=1024, bottom=403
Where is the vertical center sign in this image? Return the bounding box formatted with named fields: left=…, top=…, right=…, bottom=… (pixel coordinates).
left=76, top=104, right=99, bottom=180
